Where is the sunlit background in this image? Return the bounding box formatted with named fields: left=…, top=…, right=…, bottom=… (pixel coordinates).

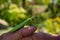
left=0, top=0, right=60, bottom=35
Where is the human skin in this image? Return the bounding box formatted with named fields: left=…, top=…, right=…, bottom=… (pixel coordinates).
left=0, top=26, right=60, bottom=40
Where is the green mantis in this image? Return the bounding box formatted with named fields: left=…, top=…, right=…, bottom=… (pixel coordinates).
left=9, top=16, right=35, bottom=33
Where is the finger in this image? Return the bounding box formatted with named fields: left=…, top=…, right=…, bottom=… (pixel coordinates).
left=13, top=26, right=36, bottom=38
left=22, top=36, right=32, bottom=40
left=31, top=32, right=53, bottom=40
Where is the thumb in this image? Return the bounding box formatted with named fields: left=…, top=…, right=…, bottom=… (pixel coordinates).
left=13, top=26, right=36, bottom=38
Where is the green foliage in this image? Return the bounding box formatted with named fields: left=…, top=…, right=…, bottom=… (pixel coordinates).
left=43, top=17, right=60, bottom=34
left=35, top=0, right=43, bottom=4
left=0, top=0, right=60, bottom=35
left=0, top=4, right=28, bottom=26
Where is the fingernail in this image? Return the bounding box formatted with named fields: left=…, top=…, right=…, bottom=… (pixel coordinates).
left=28, top=26, right=36, bottom=30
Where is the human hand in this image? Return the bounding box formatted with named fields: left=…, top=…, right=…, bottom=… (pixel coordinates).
left=0, top=26, right=59, bottom=40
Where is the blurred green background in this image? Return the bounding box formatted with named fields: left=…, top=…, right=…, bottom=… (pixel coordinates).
left=0, top=0, right=60, bottom=35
